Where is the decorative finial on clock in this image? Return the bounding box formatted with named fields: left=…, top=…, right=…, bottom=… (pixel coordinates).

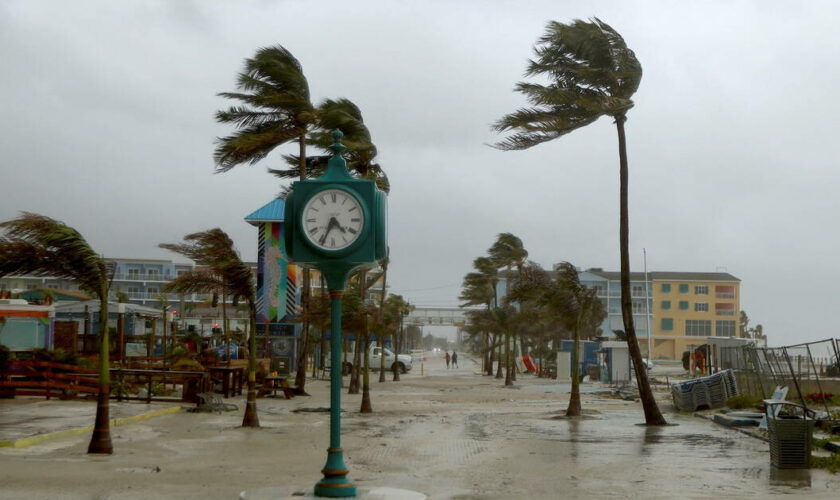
left=329, top=129, right=346, bottom=156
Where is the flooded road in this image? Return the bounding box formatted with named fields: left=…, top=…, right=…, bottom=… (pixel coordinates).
left=1, top=352, right=838, bottom=499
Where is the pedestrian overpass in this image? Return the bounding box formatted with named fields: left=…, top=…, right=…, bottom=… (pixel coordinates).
left=405, top=306, right=480, bottom=327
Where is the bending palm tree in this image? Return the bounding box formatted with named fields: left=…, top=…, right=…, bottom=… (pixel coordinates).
left=494, top=18, right=666, bottom=425
left=0, top=213, right=114, bottom=453
left=160, top=229, right=261, bottom=428
left=215, top=44, right=317, bottom=395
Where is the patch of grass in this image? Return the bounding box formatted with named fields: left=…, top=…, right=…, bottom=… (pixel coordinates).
left=811, top=454, right=840, bottom=473
left=726, top=394, right=762, bottom=410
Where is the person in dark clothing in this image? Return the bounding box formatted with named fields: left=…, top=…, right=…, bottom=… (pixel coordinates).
left=445, top=351, right=451, bottom=368
left=451, top=351, right=459, bottom=368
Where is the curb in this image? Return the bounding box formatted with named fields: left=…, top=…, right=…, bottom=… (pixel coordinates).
left=695, top=412, right=769, bottom=442
left=0, top=405, right=183, bottom=449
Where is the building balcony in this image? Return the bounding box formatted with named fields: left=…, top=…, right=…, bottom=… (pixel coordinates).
left=716, top=293, right=735, bottom=299
left=112, top=273, right=173, bottom=282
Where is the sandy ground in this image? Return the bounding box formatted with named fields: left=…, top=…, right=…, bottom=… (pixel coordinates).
left=1, top=353, right=838, bottom=499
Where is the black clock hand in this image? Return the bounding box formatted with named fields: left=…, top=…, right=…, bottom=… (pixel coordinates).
left=320, top=218, right=340, bottom=245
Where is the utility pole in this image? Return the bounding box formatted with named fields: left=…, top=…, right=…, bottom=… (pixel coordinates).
left=644, top=248, right=652, bottom=360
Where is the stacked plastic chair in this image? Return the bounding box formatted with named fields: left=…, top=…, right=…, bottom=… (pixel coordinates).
left=671, top=369, right=740, bottom=411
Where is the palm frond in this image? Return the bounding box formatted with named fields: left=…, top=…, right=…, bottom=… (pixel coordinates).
left=0, top=213, right=106, bottom=297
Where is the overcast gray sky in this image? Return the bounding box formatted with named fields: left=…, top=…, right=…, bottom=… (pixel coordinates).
left=2, top=1, right=838, bottom=346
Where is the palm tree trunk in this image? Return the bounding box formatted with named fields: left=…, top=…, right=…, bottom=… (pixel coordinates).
left=486, top=332, right=494, bottom=376
left=504, top=332, right=513, bottom=386
left=223, top=289, right=230, bottom=366
left=242, top=300, right=260, bottom=427
left=392, top=315, right=401, bottom=381
left=360, top=335, right=372, bottom=413
left=295, top=133, right=311, bottom=393
left=616, top=115, right=666, bottom=426
left=495, top=333, right=504, bottom=379
left=510, top=332, right=517, bottom=382
left=566, top=319, right=582, bottom=417
left=88, top=289, right=112, bottom=454
left=378, top=336, right=387, bottom=382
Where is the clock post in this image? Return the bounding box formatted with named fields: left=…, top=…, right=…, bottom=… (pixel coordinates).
left=284, top=130, right=388, bottom=498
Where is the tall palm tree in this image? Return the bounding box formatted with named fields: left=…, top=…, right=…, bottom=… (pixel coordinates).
left=493, top=18, right=666, bottom=425
left=215, top=44, right=318, bottom=396
left=0, top=213, right=114, bottom=453
left=160, top=229, right=261, bottom=428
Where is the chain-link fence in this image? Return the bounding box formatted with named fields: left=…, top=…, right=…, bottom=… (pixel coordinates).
left=718, top=339, right=840, bottom=418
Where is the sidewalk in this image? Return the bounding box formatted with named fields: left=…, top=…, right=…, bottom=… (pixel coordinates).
left=0, top=398, right=183, bottom=447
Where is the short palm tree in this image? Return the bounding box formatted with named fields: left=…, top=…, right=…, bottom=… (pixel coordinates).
left=160, top=229, right=261, bottom=428
left=493, top=18, right=666, bottom=425
left=0, top=213, right=115, bottom=453
left=489, top=233, right=528, bottom=384
left=552, top=263, right=606, bottom=416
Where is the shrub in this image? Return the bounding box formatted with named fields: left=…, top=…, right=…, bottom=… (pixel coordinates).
left=171, top=358, right=204, bottom=372
left=805, top=392, right=835, bottom=404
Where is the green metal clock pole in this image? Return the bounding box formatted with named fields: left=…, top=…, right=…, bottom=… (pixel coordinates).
left=314, top=273, right=356, bottom=497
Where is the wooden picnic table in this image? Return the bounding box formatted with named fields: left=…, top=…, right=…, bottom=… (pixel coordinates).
left=208, top=366, right=244, bottom=398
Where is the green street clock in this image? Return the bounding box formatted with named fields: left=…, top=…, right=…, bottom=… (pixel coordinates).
left=283, top=129, right=388, bottom=498
left=284, top=130, right=388, bottom=287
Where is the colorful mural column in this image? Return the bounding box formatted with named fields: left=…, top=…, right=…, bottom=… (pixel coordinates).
left=245, top=199, right=302, bottom=374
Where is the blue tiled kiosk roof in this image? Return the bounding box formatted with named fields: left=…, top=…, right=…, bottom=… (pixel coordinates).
left=245, top=198, right=285, bottom=225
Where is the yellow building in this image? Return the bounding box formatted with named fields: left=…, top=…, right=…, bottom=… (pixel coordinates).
left=650, top=272, right=741, bottom=360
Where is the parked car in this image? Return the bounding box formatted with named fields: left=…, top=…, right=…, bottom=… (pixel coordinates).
left=341, top=345, right=413, bottom=374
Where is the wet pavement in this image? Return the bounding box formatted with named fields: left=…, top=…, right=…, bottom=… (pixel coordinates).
left=0, top=352, right=838, bottom=499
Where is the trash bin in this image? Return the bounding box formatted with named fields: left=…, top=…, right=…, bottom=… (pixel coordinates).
left=766, top=402, right=816, bottom=469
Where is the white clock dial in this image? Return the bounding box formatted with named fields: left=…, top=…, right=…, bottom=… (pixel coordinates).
left=302, top=189, right=364, bottom=251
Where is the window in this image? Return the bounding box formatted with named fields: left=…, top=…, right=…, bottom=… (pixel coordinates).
left=695, top=303, right=709, bottom=312
left=686, top=319, right=712, bottom=337
left=147, top=288, right=158, bottom=298
left=632, top=285, right=645, bottom=297
left=147, top=269, right=159, bottom=279
left=716, top=320, right=736, bottom=337
left=127, top=269, right=140, bottom=279
left=592, top=285, right=605, bottom=296
left=661, top=283, right=671, bottom=293
left=661, top=318, right=674, bottom=331
left=661, top=300, right=671, bottom=310
left=679, top=301, right=689, bottom=311
left=716, top=303, right=736, bottom=316
left=679, top=284, right=689, bottom=293
left=632, top=301, right=644, bottom=313
left=716, top=285, right=735, bottom=299
left=695, top=285, right=709, bottom=295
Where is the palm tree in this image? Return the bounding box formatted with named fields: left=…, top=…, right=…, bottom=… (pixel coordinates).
left=160, top=229, right=261, bottom=428
left=0, top=213, right=114, bottom=453
left=493, top=18, right=666, bottom=425
left=552, top=263, right=607, bottom=416
left=489, top=233, right=528, bottom=384
left=215, top=44, right=318, bottom=396
left=472, top=256, right=501, bottom=376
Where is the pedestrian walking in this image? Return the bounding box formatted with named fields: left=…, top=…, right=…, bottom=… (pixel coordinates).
left=451, top=351, right=458, bottom=368
left=445, top=351, right=451, bottom=369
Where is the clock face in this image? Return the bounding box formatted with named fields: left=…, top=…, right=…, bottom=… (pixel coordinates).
left=301, top=188, right=364, bottom=251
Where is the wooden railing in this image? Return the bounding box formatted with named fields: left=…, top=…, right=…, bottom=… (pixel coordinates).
left=0, top=360, right=99, bottom=399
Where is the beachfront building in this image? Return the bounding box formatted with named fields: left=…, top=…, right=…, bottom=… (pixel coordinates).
left=498, top=266, right=741, bottom=361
